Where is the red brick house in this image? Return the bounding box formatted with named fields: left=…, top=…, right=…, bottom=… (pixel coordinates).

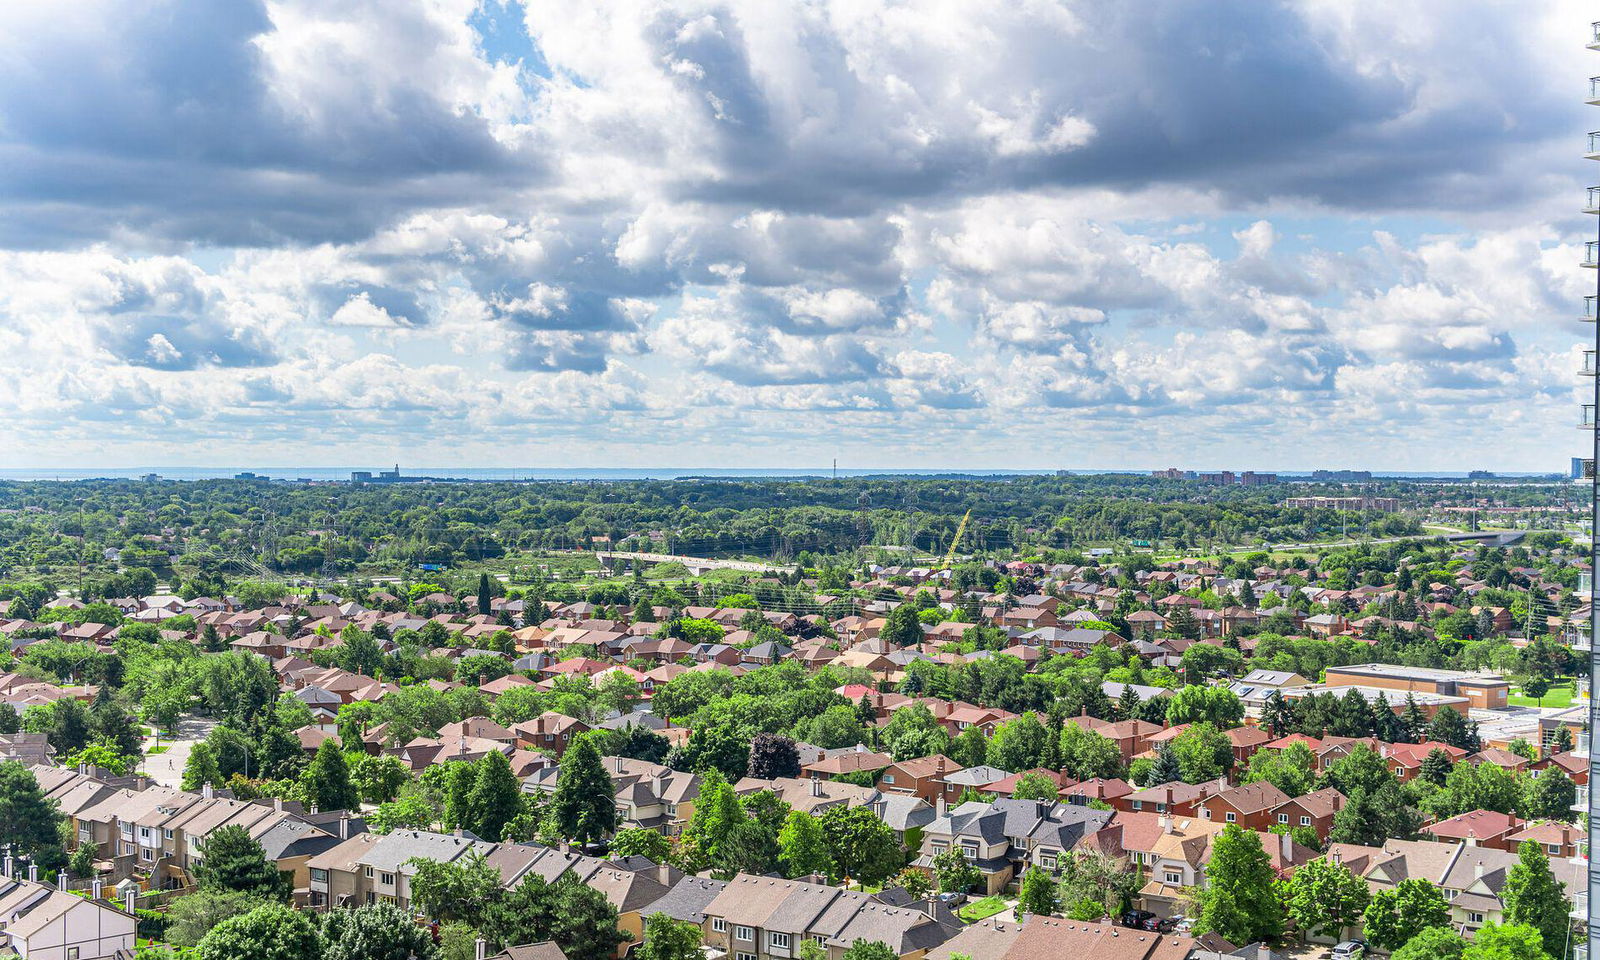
left=1426, top=809, right=1525, bottom=851
left=1197, top=781, right=1290, bottom=831
left=879, top=754, right=963, bottom=802
left=1269, top=787, right=1347, bottom=841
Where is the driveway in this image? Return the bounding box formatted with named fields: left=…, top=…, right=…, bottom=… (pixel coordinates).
left=142, top=716, right=218, bottom=788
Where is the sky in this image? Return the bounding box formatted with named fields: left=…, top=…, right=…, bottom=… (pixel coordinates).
left=0, top=0, right=1595, bottom=472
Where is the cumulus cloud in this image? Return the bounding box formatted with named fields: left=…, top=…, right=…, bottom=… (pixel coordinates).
left=0, top=0, right=1590, bottom=467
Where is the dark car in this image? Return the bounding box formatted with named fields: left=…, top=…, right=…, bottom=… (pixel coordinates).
left=1120, top=909, right=1158, bottom=931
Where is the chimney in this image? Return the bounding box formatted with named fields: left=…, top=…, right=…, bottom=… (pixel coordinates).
left=1, top=857, right=10, bottom=879
left=57, top=871, right=68, bottom=891
left=811, top=776, right=822, bottom=797
left=1280, top=832, right=1291, bottom=861
left=274, top=798, right=283, bottom=812
left=125, top=890, right=136, bottom=914
left=1159, top=814, right=1172, bottom=834
left=474, top=938, right=488, bottom=960
left=1474, top=861, right=1485, bottom=879
left=1331, top=850, right=1342, bottom=866
left=936, top=794, right=947, bottom=817
left=615, top=757, right=625, bottom=774
left=92, top=880, right=103, bottom=901
left=339, top=812, right=350, bottom=840
left=202, top=783, right=213, bottom=800
left=28, top=863, right=38, bottom=883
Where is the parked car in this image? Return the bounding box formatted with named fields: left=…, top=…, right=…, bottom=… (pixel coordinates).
left=1120, top=909, right=1160, bottom=931
left=937, top=891, right=967, bottom=906
left=1331, top=940, right=1367, bottom=960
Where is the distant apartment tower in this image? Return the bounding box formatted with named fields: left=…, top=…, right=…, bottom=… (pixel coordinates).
left=1240, top=471, right=1277, bottom=486
left=1150, top=468, right=1192, bottom=480
left=351, top=471, right=374, bottom=483
left=1467, top=470, right=1496, bottom=479
left=1310, top=469, right=1373, bottom=482
left=1197, top=471, right=1236, bottom=484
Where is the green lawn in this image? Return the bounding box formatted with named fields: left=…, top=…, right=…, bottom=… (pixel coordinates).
left=1509, top=685, right=1577, bottom=708
left=959, top=896, right=1009, bottom=923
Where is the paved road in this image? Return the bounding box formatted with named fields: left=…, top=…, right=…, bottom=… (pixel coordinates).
left=142, top=716, right=218, bottom=788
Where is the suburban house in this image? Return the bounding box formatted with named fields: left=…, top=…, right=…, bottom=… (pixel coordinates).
left=0, top=875, right=136, bottom=960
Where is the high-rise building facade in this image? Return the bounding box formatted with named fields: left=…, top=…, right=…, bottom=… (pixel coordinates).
left=1580, top=27, right=1600, bottom=960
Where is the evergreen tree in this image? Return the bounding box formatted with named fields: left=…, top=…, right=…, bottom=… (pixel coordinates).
left=1118, top=685, right=1142, bottom=722
left=1501, top=843, right=1572, bottom=959
left=468, top=749, right=525, bottom=842
left=478, top=573, right=493, bottom=617
left=302, top=739, right=359, bottom=812
left=1419, top=748, right=1453, bottom=787
left=1553, top=725, right=1575, bottom=754
left=1524, top=770, right=1577, bottom=823
left=1148, top=745, right=1182, bottom=786
left=548, top=736, right=617, bottom=846
left=1427, top=707, right=1472, bottom=750
left=0, top=703, right=17, bottom=735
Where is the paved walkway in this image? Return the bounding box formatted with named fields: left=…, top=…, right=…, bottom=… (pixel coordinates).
left=141, top=716, right=218, bottom=788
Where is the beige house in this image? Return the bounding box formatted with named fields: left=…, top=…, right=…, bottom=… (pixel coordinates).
left=0, top=876, right=136, bottom=960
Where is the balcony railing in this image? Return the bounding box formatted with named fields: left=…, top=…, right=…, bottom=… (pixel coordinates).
left=1586, top=295, right=1597, bottom=322
left=1574, top=785, right=1589, bottom=814
left=1587, top=187, right=1600, bottom=214
left=1589, top=132, right=1600, bottom=157
left=1584, top=351, right=1598, bottom=376
left=1590, top=76, right=1600, bottom=102
left=1591, top=21, right=1600, bottom=47
left=1585, top=240, right=1600, bottom=268
left=1582, top=404, right=1596, bottom=429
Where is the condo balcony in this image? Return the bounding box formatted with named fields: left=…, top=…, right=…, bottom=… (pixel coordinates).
left=1575, top=730, right=1591, bottom=760
left=1586, top=186, right=1600, bottom=214
left=1585, top=295, right=1597, bottom=322
left=1588, top=131, right=1600, bottom=160
left=1584, top=350, right=1598, bottom=376
left=1590, top=76, right=1600, bottom=105
left=1574, top=784, right=1588, bottom=815
left=1591, top=21, right=1600, bottom=50
left=1583, top=403, right=1597, bottom=429
left=1585, top=240, right=1600, bottom=268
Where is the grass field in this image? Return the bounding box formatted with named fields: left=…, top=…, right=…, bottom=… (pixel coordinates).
left=1508, top=684, right=1578, bottom=708
left=959, top=896, right=1009, bottom=922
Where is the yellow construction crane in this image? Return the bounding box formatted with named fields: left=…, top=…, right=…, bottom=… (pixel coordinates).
left=942, top=509, right=971, bottom=569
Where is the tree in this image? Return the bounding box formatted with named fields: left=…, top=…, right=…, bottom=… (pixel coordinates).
left=1523, top=676, right=1550, bottom=705
left=350, top=754, right=411, bottom=805
left=1261, top=690, right=1293, bottom=738
left=407, top=852, right=502, bottom=927
left=1279, top=856, right=1369, bottom=942
left=879, top=603, right=923, bottom=647
left=370, top=793, right=439, bottom=835
left=1147, top=745, right=1182, bottom=786
left=1523, top=770, right=1577, bottom=823
left=1017, top=866, right=1059, bottom=917
left=193, top=825, right=291, bottom=900
left=196, top=902, right=322, bottom=960
left=303, top=739, right=359, bottom=812
left=949, top=725, right=988, bottom=768
left=891, top=866, right=933, bottom=900
left=840, top=940, right=897, bottom=960
left=818, top=805, right=903, bottom=887
left=164, top=890, right=268, bottom=947
left=1058, top=722, right=1124, bottom=780
left=635, top=912, right=702, bottom=960
left=1194, top=824, right=1281, bottom=945
left=881, top=703, right=950, bottom=761
left=1427, top=707, right=1475, bottom=751
left=1170, top=722, right=1234, bottom=783
left=547, top=735, right=616, bottom=845
left=1012, top=772, right=1059, bottom=801
left=680, top=770, right=743, bottom=873
left=1363, top=878, right=1450, bottom=951
left=1243, top=741, right=1315, bottom=798
left=1500, top=843, right=1572, bottom=959
left=1391, top=926, right=1467, bottom=960
left=1463, top=923, right=1548, bottom=960
left=611, top=827, right=673, bottom=863
left=0, top=761, right=66, bottom=870
left=180, top=740, right=223, bottom=792
left=932, top=847, right=981, bottom=895
left=1165, top=685, right=1244, bottom=728
left=0, top=703, right=18, bottom=735
left=988, top=713, right=1051, bottom=772
left=778, top=809, right=834, bottom=879
left=1553, top=725, right=1575, bottom=754
left=1330, top=780, right=1420, bottom=847
left=478, top=573, right=494, bottom=617
left=483, top=873, right=630, bottom=960
left=321, top=901, right=440, bottom=960
left=468, top=749, right=525, bottom=842
left=747, top=733, right=802, bottom=780
left=1420, top=748, right=1453, bottom=787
